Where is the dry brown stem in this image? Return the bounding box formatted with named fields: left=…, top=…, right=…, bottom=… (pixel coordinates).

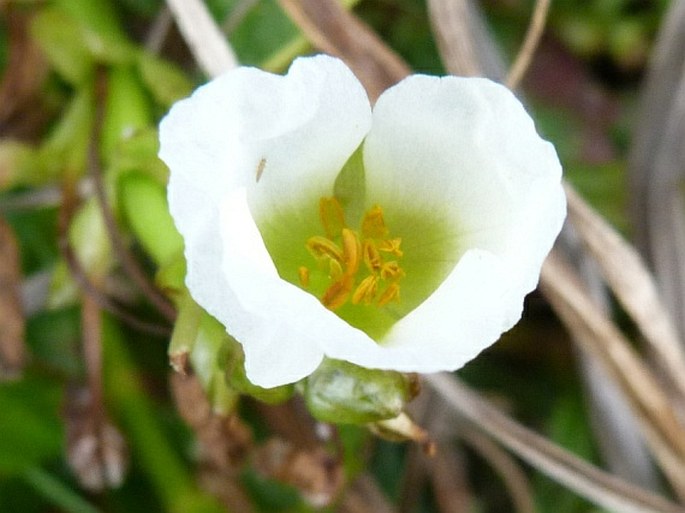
left=506, top=0, right=551, bottom=89
left=91, top=70, right=177, bottom=323
left=540, top=251, right=685, bottom=498
left=426, top=0, right=505, bottom=79
left=459, top=427, right=535, bottom=513
left=564, top=183, right=685, bottom=399
left=426, top=373, right=685, bottom=513
left=0, top=216, right=25, bottom=379
left=277, top=0, right=410, bottom=101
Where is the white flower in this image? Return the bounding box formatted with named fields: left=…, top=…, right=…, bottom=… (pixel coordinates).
left=159, top=55, right=565, bottom=388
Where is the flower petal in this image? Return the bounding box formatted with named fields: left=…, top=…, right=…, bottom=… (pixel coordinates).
left=219, top=188, right=376, bottom=387
left=161, top=55, right=374, bottom=387
left=320, top=74, right=565, bottom=373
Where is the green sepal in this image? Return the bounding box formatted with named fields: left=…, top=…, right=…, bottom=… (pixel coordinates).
left=38, top=85, right=94, bottom=182
left=47, top=197, right=113, bottom=308
left=101, top=66, right=152, bottom=165
left=53, top=0, right=135, bottom=64
left=168, top=292, right=202, bottom=374
left=118, top=171, right=183, bottom=267
left=155, top=250, right=187, bottom=300
left=224, top=339, right=295, bottom=405
left=30, top=7, right=94, bottom=85
left=190, top=313, right=239, bottom=415
left=0, top=141, right=42, bottom=191
left=109, top=128, right=169, bottom=184
left=304, top=359, right=415, bottom=424
left=136, top=52, right=193, bottom=108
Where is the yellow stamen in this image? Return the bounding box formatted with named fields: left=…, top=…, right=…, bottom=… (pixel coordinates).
left=298, top=266, right=310, bottom=288
left=378, top=282, right=401, bottom=306
left=363, top=240, right=382, bottom=273
left=322, top=276, right=353, bottom=310
left=301, top=199, right=405, bottom=312
left=319, top=197, right=346, bottom=238
left=328, top=258, right=344, bottom=281
left=352, top=275, right=378, bottom=305
left=380, top=261, right=404, bottom=280
left=306, top=236, right=343, bottom=263
left=342, top=228, right=361, bottom=277
left=362, top=205, right=388, bottom=239
left=378, top=238, right=403, bottom=257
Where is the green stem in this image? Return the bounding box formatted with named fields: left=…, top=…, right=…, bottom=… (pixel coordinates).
left=23, top=467, right=101, bottom=513
left=102, top=317, right=227, bottom=513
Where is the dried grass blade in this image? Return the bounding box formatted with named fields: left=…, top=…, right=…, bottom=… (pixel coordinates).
left=627, top=1, right=685, bottom=341
left=165, top=0, right=238, bottom=78
left=540, top=250, right=685, bottom=498
left=426, top=0, right=505, bottom=79
left=505, top=0, right=551, bottom=89
left=276, top=0, right=410, bottom=101
left=425, top=373, right=685, bottom=513
left=564, top=183, right=685, bottom=398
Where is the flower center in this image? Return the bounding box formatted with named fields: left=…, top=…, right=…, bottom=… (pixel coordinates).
left=299, top=197, right=405, bottom=312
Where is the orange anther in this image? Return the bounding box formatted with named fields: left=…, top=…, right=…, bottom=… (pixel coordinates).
left=342, top=228, right=361, bottom=276
left=361, top=205, right=388, bottom=239
left=306, top=236, right=343, bottom=263
left=321, top=276, right=353, bottom=311
left=377, top=282, right=401, bottom=307
left=378, top=238, right=403, bottom=257
left=298, top=266, right=310, bottom=288
left=352, top=275, right=378, bottom=305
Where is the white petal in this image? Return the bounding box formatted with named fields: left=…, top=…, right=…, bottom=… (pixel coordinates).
left=161, top=55, right=374, bottom=387
left=321, top=74, right=565, bottom=372
left=218, top=188, right=376, bottom=387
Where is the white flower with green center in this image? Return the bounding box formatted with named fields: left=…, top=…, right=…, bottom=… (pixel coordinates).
left=159, top=55, right=565, bottom=389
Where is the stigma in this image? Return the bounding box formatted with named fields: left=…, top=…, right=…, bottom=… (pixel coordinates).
left=300, top=197, right=405, bottom=311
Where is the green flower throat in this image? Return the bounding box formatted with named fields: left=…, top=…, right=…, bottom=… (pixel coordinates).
left=300, top=197, right=405, bottom=311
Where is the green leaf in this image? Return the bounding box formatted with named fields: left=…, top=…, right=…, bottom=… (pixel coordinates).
left=101, top=66, right=153, bottom=165
left=118, top=171, right=183, bottom=267
left=30, top=8, right=94, bottom=85
left=53, top=0, right=135, bottom=63
left=0, top=376, right=64, bottom=474
left=136, top=52, right=193, bottom=108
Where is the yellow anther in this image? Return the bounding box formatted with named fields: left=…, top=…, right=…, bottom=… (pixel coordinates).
left=306, top=236, right=343, bottom=263
left=377, top=282, right=401, bottom=307
left=298, top=266, right=310, bottom=288
left=319, top=197, right=346, bottom=238
left=342, top=228, right=361, bottom=277
left=352, top=275, right=378, bottom=305
left=363, top=240, right=382, bottom=272
left=303, top=198, right=404, bottom=312
left=328, top=258, right=344, bottom=281
left=378, top=238, right=403, bottom=257
left=362, top=205, right=389, bottom=239
left=322, top=276, right=353, bottom=311
left=380, top=261, right=404, bottom=280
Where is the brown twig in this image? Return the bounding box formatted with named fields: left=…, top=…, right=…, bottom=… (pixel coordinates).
left=277, top=0, right=410, bottom=101
left=459, top=426, right=535, bottom=513
left=57, top=183, right=171, bottom=337
left=0, top=216, right=26, bottom=379
left=540, top=251, right=685, bottom=500
left=506, top=0, right=551, bottom=89
left=90, top=70, right=177, bottom=323
left=564, top=183, right=685, bottom=402
left=426, top=373, right=685, bottom=513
